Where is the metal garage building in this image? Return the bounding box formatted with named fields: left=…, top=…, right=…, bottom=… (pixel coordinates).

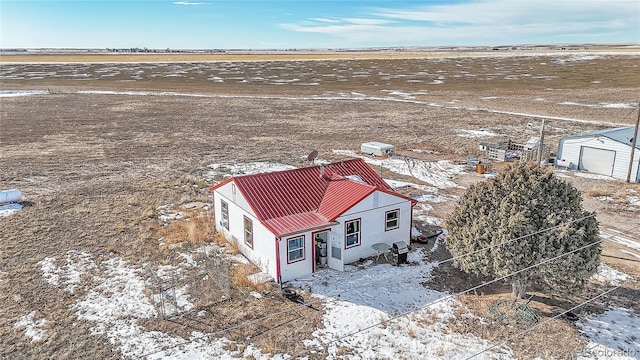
left=556, top=126, right=640, bottom=182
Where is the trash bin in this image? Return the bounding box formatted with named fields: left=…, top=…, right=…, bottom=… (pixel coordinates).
left=391, top=241, right=410, bottom=265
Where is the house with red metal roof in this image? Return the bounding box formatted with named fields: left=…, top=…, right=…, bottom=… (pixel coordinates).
left=210, top=158, right=417, bottom=283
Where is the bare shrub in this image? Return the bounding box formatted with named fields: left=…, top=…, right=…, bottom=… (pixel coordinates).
left=585, top=188, right=613, bottom=197
left=412, top=312, right=438, bottom=327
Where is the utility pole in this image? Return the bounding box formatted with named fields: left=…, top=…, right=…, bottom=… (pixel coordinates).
left=537, top=119, right=546, bottom=166
left=626, top=101, right=640, bottom=183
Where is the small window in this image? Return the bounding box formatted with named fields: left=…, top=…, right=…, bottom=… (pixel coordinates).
left=385, top=209, right=399, bottom=231
left=220, top=200, right=229, bottom=230
left=244, top=216, right=253, bottom=248
left=287, top=236, right=305, bottom=263
left=345, top=219, right=361, bottom=248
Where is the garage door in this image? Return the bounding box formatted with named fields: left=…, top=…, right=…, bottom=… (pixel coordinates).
left=579, top=146, right=615, bottom=176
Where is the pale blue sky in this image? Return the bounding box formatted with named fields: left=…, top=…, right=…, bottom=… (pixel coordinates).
left=1, top=0, right=638, bottom=49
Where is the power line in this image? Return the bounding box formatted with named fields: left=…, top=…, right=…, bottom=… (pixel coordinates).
left=464, top=286, right=621, bottom=359
left=138, top=218, right=619, bottom=358
left=320, top=236, right=606, bottom=348
left=437, top=213, right=596, bottom=267
left=317, top=224, right=636, bottom=353
left=137, top=292, right=322, bottom=358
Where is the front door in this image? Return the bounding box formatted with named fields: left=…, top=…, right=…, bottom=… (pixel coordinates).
left=328, top=232, right=344, bottom=271
left=313, top=230, right=329, bottom=272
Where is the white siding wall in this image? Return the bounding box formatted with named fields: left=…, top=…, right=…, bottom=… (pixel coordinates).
left=559, top=137, right=640, bottom=182
left=213, top=184, right=278, bottom=281
left=215, top=181, right=254, bottom=215
left=337, top=191, right=412, bottom=264
left=277, top=232, right=314, bottom=283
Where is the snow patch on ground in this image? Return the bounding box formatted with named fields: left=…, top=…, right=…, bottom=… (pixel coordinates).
left=559, top=101, right=636, bottom=109
left=14, top=311, right=48, bottom=342
left=456, top=129, right=499, bottom=138
left=415, top=214, right=445, bottom=226
left=295, top=248, right=440, bottom=314
left=308, top=298, right=506, bottom=359
left=332, top=150, right=466, bottom=189
left=577, top=308, right=640, bottom=360
left=0, top=90, right=48, bottom=97
left=385, top=178, right=453, bottom=224
left=619, top=249, right=640, bottom=260
left=413, top=193, right=452, bottom=203
left=0, top=203, right=23, bottom=217
left=386, top=179, right=440, bottom=195
left=40, top=252, right=276, bottom=359
left=148, top=259, right=197, bottom=317
left=380, top=89, right=428, bottom=99
left=229, top=254, right=251, bottom=265
left=157, top=204, right=184, bottom=222
left=591, top=263, right=633, bottom=286
left=602, top=229, right=640, bottom=252
left=38, top=250, right=96, bottom=293
left=573, top=172, right=616, bottom=181
left=205, top=161, right=296, bottom=182
left=294, top=248, right=510, bottom=359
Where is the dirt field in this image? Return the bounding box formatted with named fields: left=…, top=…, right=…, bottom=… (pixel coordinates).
left=1, top=49, right=640, bottom=359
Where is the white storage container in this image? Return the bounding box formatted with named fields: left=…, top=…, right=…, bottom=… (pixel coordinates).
left=360, top=142, right=395, bottom=156
left=0, top=189, right=22, bottom=204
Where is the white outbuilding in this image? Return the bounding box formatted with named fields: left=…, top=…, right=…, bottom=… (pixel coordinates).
left=556, top=126, right=640, bottom=182
left=360, top=142, right=395, bottom=157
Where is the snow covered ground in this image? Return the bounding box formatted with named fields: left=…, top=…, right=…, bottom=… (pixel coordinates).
left=577, top=308, right=640, bottom=360
left=292, top=249, right=513, bottom=359
left=0, top=89, right=48, bottom=97
left=456, top=129, right=500, bottom=138
left=332, top=150, right=467, bottom=190
left=34, top=244, right=514, bottom=359
left=601, top=229, right=640, bottom=252
left=591, top=263, right=634, bottom=286
left=13, top=311, right=48, bottom=343
left=0, top=203, right=23, bottom=217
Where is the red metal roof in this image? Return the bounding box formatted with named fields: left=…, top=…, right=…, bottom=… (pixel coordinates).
left=211, top=158, right=415, bottom=236
left=318, top=178, right=376, bottom=221
left=264, top=212, right=337, bottom=238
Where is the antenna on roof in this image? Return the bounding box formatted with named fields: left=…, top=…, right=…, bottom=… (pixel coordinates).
left=307, top=149, right=318, bottom=165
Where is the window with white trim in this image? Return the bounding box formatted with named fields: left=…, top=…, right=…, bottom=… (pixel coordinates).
left=220, top=200, right=229, bottom=230
left=385, top=209, right=399, bottom=231
left=287, top=236, right=305, bottom=263
left=244, top=216, right=253, bottom=248
left=345, top=219, right=361, bottom=248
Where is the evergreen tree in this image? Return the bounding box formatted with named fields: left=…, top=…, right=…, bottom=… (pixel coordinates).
left=445, top=163, right=600, bottom=298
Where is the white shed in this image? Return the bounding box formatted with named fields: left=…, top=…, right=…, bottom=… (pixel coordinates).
left=360, top=142, right=395, bottom=157
left=556, top=126, right=640, bottom=182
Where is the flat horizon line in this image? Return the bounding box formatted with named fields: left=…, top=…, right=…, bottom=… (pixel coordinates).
left=2, top=42, right=639, bottom=53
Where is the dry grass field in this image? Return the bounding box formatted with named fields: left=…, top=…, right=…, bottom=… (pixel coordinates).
left=1, top=49, right=640, bottom=359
